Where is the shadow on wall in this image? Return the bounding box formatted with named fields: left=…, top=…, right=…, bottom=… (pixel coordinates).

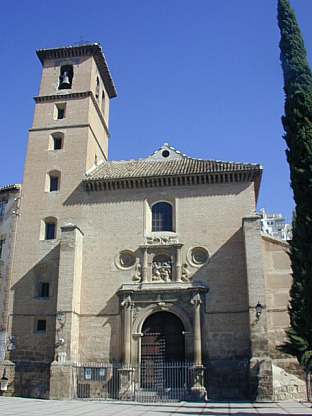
left=10, top=244, right=60, bottom=398
left=190, top=229, right=251, bottom=400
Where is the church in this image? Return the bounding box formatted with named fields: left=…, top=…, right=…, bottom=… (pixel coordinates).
left=0, top=43, right=306, bottom=401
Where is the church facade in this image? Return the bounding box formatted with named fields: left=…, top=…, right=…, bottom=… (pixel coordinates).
left=0, top=44, right=306, bottom=401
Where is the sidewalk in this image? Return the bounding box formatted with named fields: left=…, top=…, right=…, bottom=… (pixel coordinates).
left=0, top=397, right=312, bottom=415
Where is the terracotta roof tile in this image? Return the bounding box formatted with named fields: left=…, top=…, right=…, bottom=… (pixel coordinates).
left=86, top=158, right=261, bottom=181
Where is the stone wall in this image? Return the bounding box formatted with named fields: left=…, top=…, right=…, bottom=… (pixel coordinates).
left=0, top=187, right=20, bottom=361
left=262, top=235, right=306, bottom=400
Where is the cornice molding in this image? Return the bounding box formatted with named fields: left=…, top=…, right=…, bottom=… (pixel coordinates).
left=84, top=170, right=259, bottom=193
left=36, top=44, right=117, bottom=98
left=34, top=91, right=110, bottom=137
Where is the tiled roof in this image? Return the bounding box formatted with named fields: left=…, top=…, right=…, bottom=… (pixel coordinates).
left=86, top=158, right=262, bottom=181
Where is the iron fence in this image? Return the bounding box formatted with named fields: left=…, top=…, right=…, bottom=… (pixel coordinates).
left=73, top=361, right=195, bottom=402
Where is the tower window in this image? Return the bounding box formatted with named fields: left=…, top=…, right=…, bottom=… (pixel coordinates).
left=102, top=91, right=105, bottom=113
left=46, top=170, right=61, bottom=192
left=44, top=218, right=57, bottom=240
left=39, top=282, right=50, bottom=298
left=0, top=201, right=7, bottom=217
left=50, top=176, right=59, bottom=192
left=54, top=103, right=66, bottom=120
left=36, top=319, right=47, bottom=333
left=152, top=202, right=173, bottom=232
left=59, top=65, right=73, bottom=90
left=96, top=77, right=100, bottom=100
left=0, top=238, right=5, bottom=258
left=50, top=133, right=64, bottom=150
left=53, top=137, right=62, bottom=150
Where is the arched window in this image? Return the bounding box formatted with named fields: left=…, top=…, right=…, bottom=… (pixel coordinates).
left=152, top=202, right=173, bottom=232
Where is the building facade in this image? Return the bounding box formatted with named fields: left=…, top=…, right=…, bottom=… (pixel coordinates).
left=0, top=44, right=305, bottom=401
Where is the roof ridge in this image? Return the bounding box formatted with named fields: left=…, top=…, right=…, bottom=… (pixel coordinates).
left=93, top=157, right=261, bottom=167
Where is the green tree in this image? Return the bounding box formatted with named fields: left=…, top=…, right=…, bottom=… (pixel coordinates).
left=277, top=0, right=312, bottom=399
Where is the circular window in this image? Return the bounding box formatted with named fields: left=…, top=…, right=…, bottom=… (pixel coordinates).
left=162, top=150, right=170, bottom=158
left=191, top=247, right=209, bottom=266
left=119, top=250, right=136, bottom=269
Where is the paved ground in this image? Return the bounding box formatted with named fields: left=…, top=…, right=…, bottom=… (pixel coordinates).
left=0, top=398, right=312, bottom=416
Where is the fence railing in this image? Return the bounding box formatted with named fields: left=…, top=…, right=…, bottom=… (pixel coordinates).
left=73, top=361, right=196, bottom=402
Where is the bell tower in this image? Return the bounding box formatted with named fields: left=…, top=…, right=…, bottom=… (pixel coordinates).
left=34, top=43, right=117, bottom=166
left=8, top=45, right=117, bottom=379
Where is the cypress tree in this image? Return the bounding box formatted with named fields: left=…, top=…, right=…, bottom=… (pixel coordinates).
left=277, top=0, right=312, bottom=391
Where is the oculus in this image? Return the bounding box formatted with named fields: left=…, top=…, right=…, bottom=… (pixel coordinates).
left=191, top=247, right=209, bottom=266
left=119, top=250, right=136, bottom=269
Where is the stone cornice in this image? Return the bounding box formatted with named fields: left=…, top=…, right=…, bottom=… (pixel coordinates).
left=118, top=282, right=209, bottom=295
left=84, top=169, right=260, bottom=193
left=36, top=44, right=117, bottom=98
left=29, top=123, right=108, bottom=161
left=261, top=233, right=289, bottom=247
left=34, top=91, right=110, bottom=137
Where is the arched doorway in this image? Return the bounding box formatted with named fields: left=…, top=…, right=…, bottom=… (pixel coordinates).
left=140, top=312, right=186, bottom=393
left=141, top=311, right=185, bottom=362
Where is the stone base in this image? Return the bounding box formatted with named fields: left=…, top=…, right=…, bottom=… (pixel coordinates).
left=118, top=367, right=135, bottom=400
left=190, top=385, right=207, bottom=402
left=206, top=358, right=249, bottom=400
left=0, top=360, right=15, bottom=397
left=249, top=357, right=273, bottom=401
left=272, top=363, right=306, bottom=401
left=190, top=365, right=207, bottom=402
left=50, top=361, right=74, bottom=400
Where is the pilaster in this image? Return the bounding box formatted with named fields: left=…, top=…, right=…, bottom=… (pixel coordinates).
left=243, top=216, right=273, bottom=401
left=50, top=224, right=84, bottom=400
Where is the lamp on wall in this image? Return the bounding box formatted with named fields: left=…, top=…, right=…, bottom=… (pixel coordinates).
left=0, top=369, right=9, bottom=391
left=256, top=302, right=263, bottom=321
left=56, top=311, right=66, bottom=326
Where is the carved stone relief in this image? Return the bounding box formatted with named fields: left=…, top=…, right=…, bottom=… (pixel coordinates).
left=145, top=235, right=178, bottom=246
left=152, top=254, right=172, bottom=282
left=132, top=262, right=142, bottom=282
left=181, top=263, right=190, bottom=282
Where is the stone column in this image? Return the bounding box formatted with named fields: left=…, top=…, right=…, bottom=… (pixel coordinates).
left=175, top=246, right=182, bottom=282
left=118, top=295, right=134, bottom=400
left=50, top=224, right=84, bottom=400
left=142, top=248, right=148, bottom=283
left=243, top=216, right=273, bottom=401
left=190, top=293, right=207, bottom=401
left=121, top=296, right=132, bottom=366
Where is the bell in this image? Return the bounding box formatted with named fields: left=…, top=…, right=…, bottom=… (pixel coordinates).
left=59, top=71, right=71, bottom=88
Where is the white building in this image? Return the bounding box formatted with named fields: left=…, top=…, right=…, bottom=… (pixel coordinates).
left=259, top=208, right=292, bottom=241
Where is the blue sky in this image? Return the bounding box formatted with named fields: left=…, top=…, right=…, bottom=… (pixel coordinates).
left=1, top=0, right=312, bottom=222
